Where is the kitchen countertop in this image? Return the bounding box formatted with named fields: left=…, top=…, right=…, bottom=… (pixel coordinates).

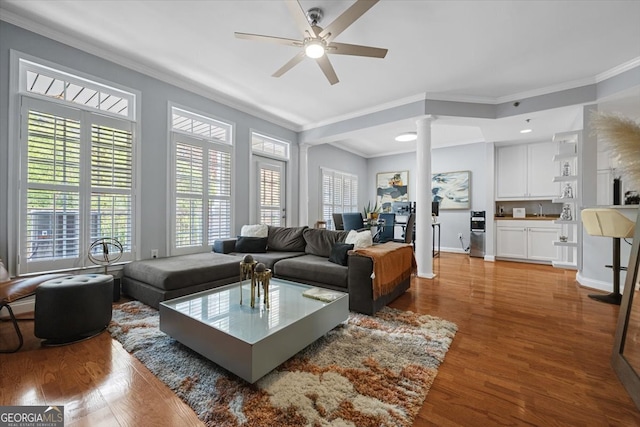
left=495, top=215, right=560, bottom=221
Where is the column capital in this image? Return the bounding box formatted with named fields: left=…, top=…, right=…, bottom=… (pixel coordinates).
left=417, top=115, right=437, bottom=125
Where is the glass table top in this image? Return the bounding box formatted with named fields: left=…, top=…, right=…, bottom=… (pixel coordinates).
left=160, top=278, right=347, bottom=344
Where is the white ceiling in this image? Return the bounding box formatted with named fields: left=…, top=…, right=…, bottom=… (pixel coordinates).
left=2, top=0, right=639, bottom=157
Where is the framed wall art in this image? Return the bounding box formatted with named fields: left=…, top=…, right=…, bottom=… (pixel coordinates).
left=432, top=171, right=470, bottom=210
left=376, top=171, right=409, bottom=212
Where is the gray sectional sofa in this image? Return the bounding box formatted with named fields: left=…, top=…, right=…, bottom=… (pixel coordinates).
left=122, top=226, right=413, bottom=315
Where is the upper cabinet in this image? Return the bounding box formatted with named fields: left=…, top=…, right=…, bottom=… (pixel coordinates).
left=496, top=141, right=559, bottom=200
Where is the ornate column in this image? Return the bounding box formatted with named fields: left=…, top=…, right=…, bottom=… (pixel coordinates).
left=415, top=116, right=435, bottom=278
left=299, top=143, right=310, bottom=227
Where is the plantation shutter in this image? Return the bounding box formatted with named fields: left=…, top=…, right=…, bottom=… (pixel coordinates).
left=321, top=168, right=358, bottom=230
left=208, top=148, right=231, bottom=242
left=24, top=105, right=82, bottom=271
left=258, top=163, right=283, bottom=226
left=90, top=117, right=133, bottom=253
left=20, top=97, right=135, bottom=274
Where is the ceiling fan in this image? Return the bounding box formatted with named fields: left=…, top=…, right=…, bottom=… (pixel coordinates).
left=234, top=0, right=388, bottom=85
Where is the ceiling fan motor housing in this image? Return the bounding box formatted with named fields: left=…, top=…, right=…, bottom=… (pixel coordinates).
left=306, top=7, right=323, bottom=26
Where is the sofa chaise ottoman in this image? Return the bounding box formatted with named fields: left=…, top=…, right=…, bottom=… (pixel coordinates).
left=122, top=252, right=240, bottom=309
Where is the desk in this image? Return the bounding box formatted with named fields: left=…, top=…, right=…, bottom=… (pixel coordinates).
left=432, top=223, right=440, bottom=258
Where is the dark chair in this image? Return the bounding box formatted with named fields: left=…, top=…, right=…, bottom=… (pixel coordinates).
left=395, top=213, right=415, bottom=245
left=377, top=213, right=395, bottom=243
left=342, top=212, right=365, bottom=231
left=332, top=213, right=344, bottom=230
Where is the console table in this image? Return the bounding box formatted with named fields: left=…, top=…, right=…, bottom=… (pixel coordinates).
left=432, top=223, right=440, bottom=257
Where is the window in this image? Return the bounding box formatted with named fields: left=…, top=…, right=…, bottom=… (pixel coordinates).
left=171, top=106, right=233, bottom=254
left=20, top=98, right=135, bottom=274
left=20, top=58, right=134, bottom=120
left=321, top=168, right=358, bottom=229
left=252, top=132, right=289, bottom=160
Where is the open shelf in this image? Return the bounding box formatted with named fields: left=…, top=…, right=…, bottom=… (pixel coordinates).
left=553, top=220, right=578, bottom=225
left=554, top=241, right=578, bottom=247
left=552, top=153, right=578, bottom=161
left=552, top=198, right=578, bottom=204
left=552, top=176, right=578, bottom=182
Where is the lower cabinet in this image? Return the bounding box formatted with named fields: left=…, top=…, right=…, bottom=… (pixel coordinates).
left=496, top=220, right=560, bottom=262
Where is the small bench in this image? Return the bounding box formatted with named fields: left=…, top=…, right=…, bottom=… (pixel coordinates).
left=0, top=273, right=69, bottom=353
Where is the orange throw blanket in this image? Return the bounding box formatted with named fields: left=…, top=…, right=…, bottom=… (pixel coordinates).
left=353, top=242, right=416, bottom=299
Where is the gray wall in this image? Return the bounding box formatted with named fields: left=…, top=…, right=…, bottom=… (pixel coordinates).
left=307, top=144, right=368, bottom=226
left=0, top=21, right=298, bottom=265
left=367, top=142, right=490, bottom=253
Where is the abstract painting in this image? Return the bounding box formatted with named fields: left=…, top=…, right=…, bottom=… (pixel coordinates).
left=432, top=171, right=470, bottom=210
left=376, top=171, right=409, bottom=212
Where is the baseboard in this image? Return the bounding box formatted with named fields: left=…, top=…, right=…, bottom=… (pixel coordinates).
left=484, top=255, right=496, bottom=262
left=576, top=272, right=611, bottom=293
left=441, top=246, right=468, bottom=254
left=0, top=296, right=35, bottom=319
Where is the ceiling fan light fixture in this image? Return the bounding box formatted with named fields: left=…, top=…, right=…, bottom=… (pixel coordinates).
left=304, top=40, right=325, bottom=58
left=395, top=132, right=417, bottom=142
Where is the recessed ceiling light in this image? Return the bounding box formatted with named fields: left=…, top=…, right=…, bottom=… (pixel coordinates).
left=520, top=129, right=533, bottom=134
left=395, top=132, right=417, bottom=142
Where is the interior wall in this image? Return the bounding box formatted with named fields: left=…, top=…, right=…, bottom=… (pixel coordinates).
left=307, top=144, right=368, bottom=227
left=367, top=142, right=490, bottom=253
left=0, top=21, right=298, bottom=265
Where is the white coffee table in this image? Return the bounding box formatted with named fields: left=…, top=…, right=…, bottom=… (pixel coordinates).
left=159, top=278, right=349, bottom=383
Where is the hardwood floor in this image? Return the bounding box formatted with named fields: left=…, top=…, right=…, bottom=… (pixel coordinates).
left=1, top=253, right=639, bottom=426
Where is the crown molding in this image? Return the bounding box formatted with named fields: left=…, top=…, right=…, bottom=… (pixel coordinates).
left=596, top=56, right=640, bottom=82
left=0, top=9, right=301, bottom=132
left=301, top=93, right=428, bottom=131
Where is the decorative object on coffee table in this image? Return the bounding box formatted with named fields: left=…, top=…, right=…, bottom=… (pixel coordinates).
left=251, top=263, right=270, bottom=309
left=239, top=255, right=256, bottom=306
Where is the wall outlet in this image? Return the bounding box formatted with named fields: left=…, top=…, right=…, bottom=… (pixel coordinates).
left=151, top=249, right=158, bottom=259
left=457, top=233, right=463, bottom=239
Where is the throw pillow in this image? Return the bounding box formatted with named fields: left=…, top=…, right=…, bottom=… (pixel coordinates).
left=345, top=229, right=373, bottom=249
left=240, top=224, right=268, bottom=238
left=267, top=226, right=307, bottom=252
left=328, top=242, right=354, bottom=266
left=303, top=228, right=350, bottom=257
left=235, top=236, right=268, bottom=253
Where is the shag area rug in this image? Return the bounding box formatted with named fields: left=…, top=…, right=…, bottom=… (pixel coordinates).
left=109, top=301, right=457, bottom=427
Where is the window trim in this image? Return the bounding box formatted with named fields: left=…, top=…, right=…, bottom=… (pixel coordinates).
left=168, top=103, right=235, bottom=256
left=7, top=50, right=141, bottom=276
left=320, top=167, right=359, bottom=230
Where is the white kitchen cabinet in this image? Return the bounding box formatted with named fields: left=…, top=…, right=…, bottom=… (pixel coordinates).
left=496, top=141, right=558, bottom=200
left=496, top=220, right=560, bottom=263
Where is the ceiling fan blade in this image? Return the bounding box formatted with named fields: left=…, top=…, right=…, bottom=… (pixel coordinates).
left=329, top=42, right=387, bottom=58
left=286, top=0, right=316, bottom=38
left=316, top=56, right=339, bottom=85
left=272, top=51, right=306, bottom=78
left=235, top=32, right=301, bottom=47
left=320, top=0, right=379, bottom=42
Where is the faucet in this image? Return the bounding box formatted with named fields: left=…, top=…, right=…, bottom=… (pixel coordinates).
left=538, top=203, right=544, bottom=217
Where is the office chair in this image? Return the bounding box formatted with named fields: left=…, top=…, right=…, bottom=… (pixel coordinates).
left=342, top=212, right=365, bottom=231
left=332, top=213, right=344, bottom=230
left=377, top=213, right=395, bottom=243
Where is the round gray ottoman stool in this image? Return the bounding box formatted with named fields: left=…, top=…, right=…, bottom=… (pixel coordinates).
left=34, top=274, right=113, bottom=346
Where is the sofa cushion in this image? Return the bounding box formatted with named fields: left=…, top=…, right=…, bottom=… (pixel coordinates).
left=345, top=229, right=373, bottom=249
left=240, top=224, right=268, bottom=237
left=267, top=226, right=307, bottom=252
left=228, top=251, right=305, bottom=270
left=274, top=254, right=348, bottom=288
left=123, top=253, right=239, bottom=291
left=235, top=236, right=268, bottom=253
left=328, top=242, right=354, bottom=266
left=303, top=228, right=349, bottom=258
